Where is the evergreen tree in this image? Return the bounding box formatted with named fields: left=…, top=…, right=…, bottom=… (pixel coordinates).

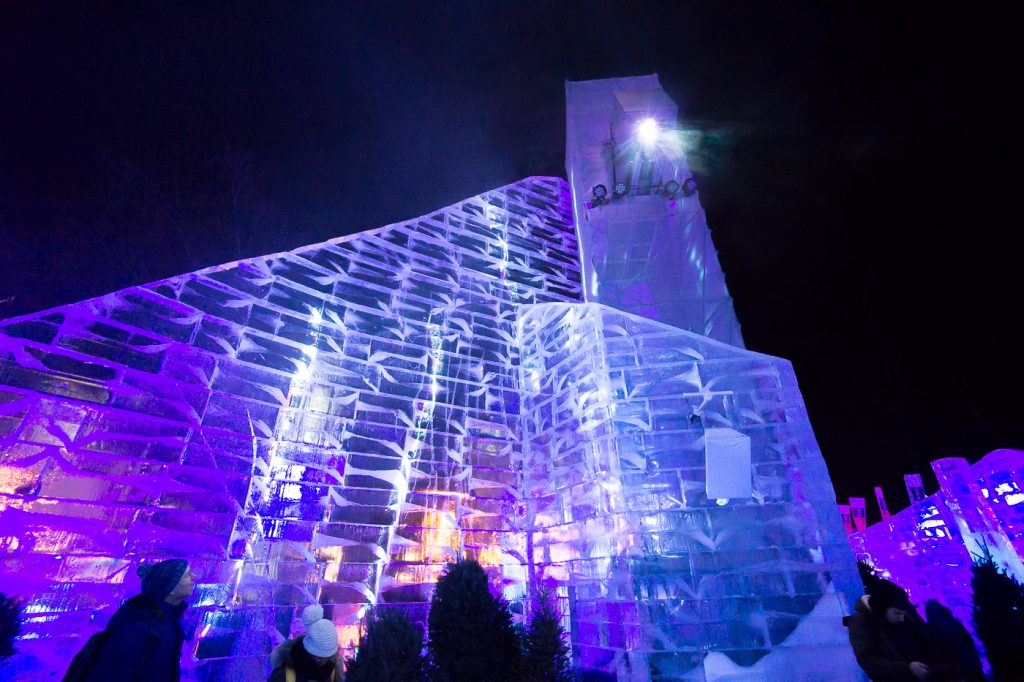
left=427, top=560, right=522, bottom=682
left=522, top=586, right=573, bottom=682
left=0, top=593, right=21, bottom=660
left=971, top=550, right=1024, bottom=681
left=345, top=608, right=425, bottom=682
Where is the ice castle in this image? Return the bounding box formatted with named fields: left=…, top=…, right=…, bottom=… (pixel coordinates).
left=0, top=75, right=863, bottom=680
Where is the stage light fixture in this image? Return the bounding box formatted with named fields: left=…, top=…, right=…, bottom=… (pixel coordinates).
left=636, top=117, right=659, bottom=147
left=663, top=179, right=680, bottom=196
left=613, top=181, right=627, bottom=197
left=592, top=184, right=608, bottom=199
left=680, top=176, right=698, bottom=197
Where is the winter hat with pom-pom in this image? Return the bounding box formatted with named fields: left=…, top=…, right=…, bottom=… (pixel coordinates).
left=302, top=618, right=338, bottom=658
left=301, top=604, right=324, bottom=630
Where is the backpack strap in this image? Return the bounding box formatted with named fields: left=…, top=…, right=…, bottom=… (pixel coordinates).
left=285, top=667, right=296, bottom=682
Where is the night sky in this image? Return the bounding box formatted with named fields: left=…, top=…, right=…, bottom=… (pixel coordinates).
left=2, top=3, right=1020, bottom=524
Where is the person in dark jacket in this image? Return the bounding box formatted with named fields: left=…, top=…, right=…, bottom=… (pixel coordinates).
left=82, top=559, right=194, bottom=682
left=924, top=600, right=984, bottom=679
left=847, top=579, right=982, bottom=681
left=268, top=604, right=343, bottom=682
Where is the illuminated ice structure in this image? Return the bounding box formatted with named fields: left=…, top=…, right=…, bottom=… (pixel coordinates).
left=0, top=75, right=861, bottom=680
left=566, top=78, right=743, bottom=347
left=850, top=450, right=1024, bottom=654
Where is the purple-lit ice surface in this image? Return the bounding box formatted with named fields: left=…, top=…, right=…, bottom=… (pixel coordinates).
left=517, top=303, right=862, bottom=680
left=0, top=177, right=582, bottom=680
left=851, top=449, right=1024, bottom=667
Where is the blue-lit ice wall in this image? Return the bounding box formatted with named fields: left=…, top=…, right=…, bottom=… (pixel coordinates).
left=517, top=303, right=861, bottom=681
left=0, top=177, right=582, bottom=680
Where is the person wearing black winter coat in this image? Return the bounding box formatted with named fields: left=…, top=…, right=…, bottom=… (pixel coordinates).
left=924, top=600, right=984, bottom=679
left=847, top=579, right=984, bottom=682
left=79, top=559, right=194, bottom=682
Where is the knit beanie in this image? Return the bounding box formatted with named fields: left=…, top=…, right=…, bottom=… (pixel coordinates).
left=302, top=618, right=339, bottom=658
left=868, top=579, right=912, bottom=613
left=302, top=604, right=324, bottom=630
left=137, top=559, right=188, bottom=601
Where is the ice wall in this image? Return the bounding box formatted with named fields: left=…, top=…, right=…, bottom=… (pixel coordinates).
left=565, top=76, right=743, bottom=347
left=0, top=177, right=582, bottom=680
left=850, top=449, right=1024, bottom=655
left=517, top=303, right=861, bottom=681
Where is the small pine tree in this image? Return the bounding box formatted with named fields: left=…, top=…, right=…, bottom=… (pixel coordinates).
left=427, top=560, right=522, bottom=682
left=345, top=608, right=425, bottom=682
left=971, top=550, right=1024, bottom=681
left=0, top=593, right=21, bottom=660
left=523, top=586, right=573, bottom=682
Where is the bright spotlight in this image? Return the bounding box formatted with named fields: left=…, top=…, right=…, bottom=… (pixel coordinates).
left=636, top=117, right=659, bottom=147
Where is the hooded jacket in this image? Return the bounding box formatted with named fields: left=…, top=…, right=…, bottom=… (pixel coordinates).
left=847, top=594, right=946, bottom=682
left=83, top=594, right=187, bottom=682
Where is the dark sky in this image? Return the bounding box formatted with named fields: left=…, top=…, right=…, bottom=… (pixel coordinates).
left=1, top=2, right=1020, bottom=524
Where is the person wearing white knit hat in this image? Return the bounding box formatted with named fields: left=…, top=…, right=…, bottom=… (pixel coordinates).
left=268, top=604, right=342, bottom=682
left=301, top=604, right=325, bottom=630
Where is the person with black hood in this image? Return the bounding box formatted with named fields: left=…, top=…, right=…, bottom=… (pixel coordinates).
left=923, top=600, right=984, bottom=680
left=847, top=579, right=983, bottom=681
left=78, top=559, right=194, bottom=682
left=268, top=604, right=343, bottom=682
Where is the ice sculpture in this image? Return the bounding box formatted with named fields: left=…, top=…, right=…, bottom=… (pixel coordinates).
left=850, top=449, right=1024, bottom=656
left=0, top=75, right=862, bottom=681
left=0, top=178, right=582, bottom=680
left=519, top=303, right=860, bottom=679
left=565, top=75, right=743, bottom=347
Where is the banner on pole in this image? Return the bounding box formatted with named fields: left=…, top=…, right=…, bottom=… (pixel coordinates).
left=904, top=473, right=926, bottom=503
left=850, top=497, right=867, bottom=532
left=874, top=486, right=890, bottom=520
left=838, top=504, right=853, bottom=535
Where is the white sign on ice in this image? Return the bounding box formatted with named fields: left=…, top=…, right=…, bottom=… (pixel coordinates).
left=704, top=427, right=752, bottom=500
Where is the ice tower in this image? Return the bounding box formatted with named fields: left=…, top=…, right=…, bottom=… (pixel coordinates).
left=566, top=75, right=743, bottom=347
left=0, top=76, right=861, bottom=681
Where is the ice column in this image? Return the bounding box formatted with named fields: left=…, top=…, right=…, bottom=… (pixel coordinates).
left=565, top=75, right=743, bottom=347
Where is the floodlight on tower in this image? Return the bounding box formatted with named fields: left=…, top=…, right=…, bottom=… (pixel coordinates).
left=636, top=117, right=659, bottom=147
